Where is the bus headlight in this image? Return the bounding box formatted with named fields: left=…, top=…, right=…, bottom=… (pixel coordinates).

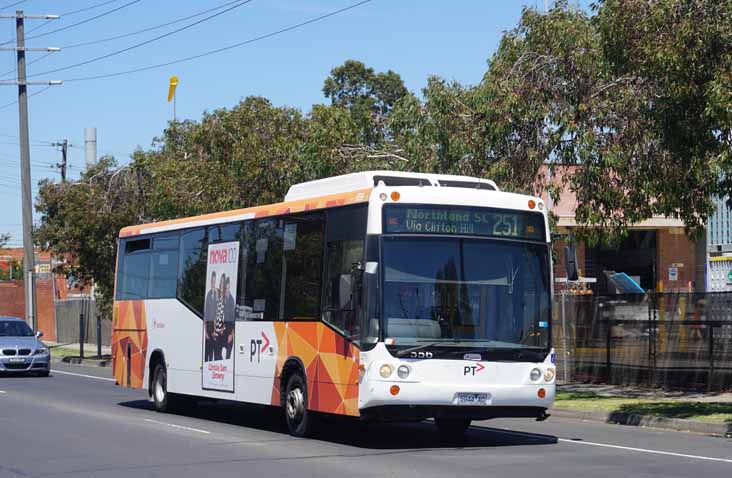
left=530, top=368, right=542, bottom=382
left=379, top=364, right=394, bottom=378
left=397, top=365, right=410, bottom=379
left=544, top=368, right=555, bottom=382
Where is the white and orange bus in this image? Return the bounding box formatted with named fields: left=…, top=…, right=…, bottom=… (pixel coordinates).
left=112, top=171, right=555, bottom=438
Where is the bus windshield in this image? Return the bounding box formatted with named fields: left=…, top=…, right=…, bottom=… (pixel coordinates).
left=381, top=236, right=550, bottom=350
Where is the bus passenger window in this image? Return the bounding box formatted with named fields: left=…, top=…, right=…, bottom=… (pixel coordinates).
left=178, top=228, right=207, bottom=315
left=282, top=214, right=325, bottom=321
left=245, top=219, right=283, bottom=321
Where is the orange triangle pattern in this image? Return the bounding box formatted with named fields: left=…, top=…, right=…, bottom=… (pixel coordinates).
left=111, top=300, right=148, bottom=389
left=270, top=322, right=360, bottom=417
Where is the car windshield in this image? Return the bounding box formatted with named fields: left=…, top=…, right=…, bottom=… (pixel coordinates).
left=382, top=236, right=551, bottom=349
left=0, top=320, right=34, bottom=337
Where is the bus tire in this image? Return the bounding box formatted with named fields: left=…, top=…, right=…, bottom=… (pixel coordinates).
left=284, top=372, right=315, bottom=437
left=435, top=417, right=471, bottom=441
left=152, top=363, right=171, bottom=413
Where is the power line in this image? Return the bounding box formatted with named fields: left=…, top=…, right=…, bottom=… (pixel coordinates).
left=9, top=1, right=125, bottom=39
left=2, top=0, right=142, bottom=45
left=0, top=1, right=25, bottom=11
left=27, top=0, right=255, bottom=78
left=62, top=0, right=373, bottom=83
left=0, top=51, right=50, bottom=78
left=61, top=0, right=246, bottom=50
left=0, top=84, right=50, bottom=111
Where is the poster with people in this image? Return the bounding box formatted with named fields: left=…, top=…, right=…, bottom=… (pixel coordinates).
left=202, top=241, right=239, bottom=392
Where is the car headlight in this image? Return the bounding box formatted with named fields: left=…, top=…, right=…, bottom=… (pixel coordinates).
left=397, top=365, right=410, bottom=379
left=544, top=368, right=555, bottom=382
left=530, top=368, right=542, bottom=382
left=34, top=347, right=48, bottom=355
left=379, top=364, right=394, bottom=378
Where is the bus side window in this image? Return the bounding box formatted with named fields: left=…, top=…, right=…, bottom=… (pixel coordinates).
left=245, top=219, right=283, bottom=321
left=282, top=214, right=325, bottom=321
left=322, top=204, right=367, bottom=338
left=148, top=234, right=179, bottom=299
left=116, top=238, right=152, bottom=300
left=178, top=228, right=207, bottom=316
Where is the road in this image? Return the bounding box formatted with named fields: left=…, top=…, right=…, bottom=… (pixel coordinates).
left=1, top=362, right=730, bottom=478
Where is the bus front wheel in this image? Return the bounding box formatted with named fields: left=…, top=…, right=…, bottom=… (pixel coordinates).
left=284, top=373, right=315, bottom=437
left=435, top=417, right=471, bottom=440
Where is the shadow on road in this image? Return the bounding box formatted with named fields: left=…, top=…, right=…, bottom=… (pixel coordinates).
left=118, top=399, right=557, bottom=449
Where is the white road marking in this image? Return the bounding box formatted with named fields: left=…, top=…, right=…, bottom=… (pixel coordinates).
left=486, top=427, right=732, bottom=465
left=52, top=369, right=116, bottom=382
left=558, top=438, right=732, bottom=464
left=144, top=418, right=210, bottom=435
left=0, top=390, right=6, bottom=394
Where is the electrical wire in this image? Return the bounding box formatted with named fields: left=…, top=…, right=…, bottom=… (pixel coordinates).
left=5, top=1, right=125, bottom=40
left=0, top=1, right=25, bottom=11
left=63, top=0, right=248, bottom=50
left=27, top=0, right=255, bottom=79
left=0, top=52, right=51, bottom=79
left=1, top=0, right=143, bottom=46
left=0, top=85, right=51, bottom=111
left=61, top=0, right=373, bottom=83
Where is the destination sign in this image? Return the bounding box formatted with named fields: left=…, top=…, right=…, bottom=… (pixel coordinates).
left=383, top=205, right=546, bottom=241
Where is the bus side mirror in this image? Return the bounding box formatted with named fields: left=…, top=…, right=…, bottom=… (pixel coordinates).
left=565, top=244, right=579, bottom=281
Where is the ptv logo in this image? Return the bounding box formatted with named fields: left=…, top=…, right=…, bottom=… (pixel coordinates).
left=463, top=363, right=485, bottom=376
left=250, top=331, right=271, bottom=363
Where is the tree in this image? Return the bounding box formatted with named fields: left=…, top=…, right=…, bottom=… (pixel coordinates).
left=0, top=232, right=9, bottom=248
left=35, top=157, right=144, bottom=314
left=323, top=59, right=409, bottom=144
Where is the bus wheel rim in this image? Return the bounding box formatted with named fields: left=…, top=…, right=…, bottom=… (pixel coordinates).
left=286, top=387, right=305, bottom=421
left=155, top=374, right=165, bottom=403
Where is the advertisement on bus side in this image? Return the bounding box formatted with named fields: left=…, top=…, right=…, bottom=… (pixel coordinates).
left=202, top=241, right=239, bottom=392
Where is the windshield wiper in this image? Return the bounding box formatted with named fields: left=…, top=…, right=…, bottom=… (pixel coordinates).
left=394, top=341, right=445, bottom=357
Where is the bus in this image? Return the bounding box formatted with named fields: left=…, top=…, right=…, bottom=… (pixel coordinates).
left=112, top=171, right=555, bottom=438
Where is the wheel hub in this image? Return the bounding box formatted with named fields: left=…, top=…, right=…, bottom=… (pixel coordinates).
left=286, top=387, right=305, bottom=421
left=155, top=373, right=165, bottom=403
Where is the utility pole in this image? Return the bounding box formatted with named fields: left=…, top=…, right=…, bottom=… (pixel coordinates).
left=84, top=127, right=97, bottom=168
left=0, top=10, right=62, bottom=330
left=52, top=139, right=68, bottom=181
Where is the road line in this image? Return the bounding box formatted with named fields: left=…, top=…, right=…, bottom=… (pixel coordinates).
left=482, top=427, right=732, bottom=465
left=52, top=369, right=116, bottom=382
left=144, top=418, right=210, bottom=435
left=558, top=438, right=732, bottom=464
left=0, top=390, right=6, bottom=394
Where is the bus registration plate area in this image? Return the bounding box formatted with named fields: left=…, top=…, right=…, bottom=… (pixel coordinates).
left=454, top=392, right=490, bottom=406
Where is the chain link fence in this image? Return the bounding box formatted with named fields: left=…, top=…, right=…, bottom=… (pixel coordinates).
left=554, top=292, right=732, bottom=391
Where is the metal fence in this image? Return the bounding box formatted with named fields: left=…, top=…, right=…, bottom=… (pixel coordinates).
left=554, top=292, right=732, bottom=391
left=54, top=297, right=111, bottom=347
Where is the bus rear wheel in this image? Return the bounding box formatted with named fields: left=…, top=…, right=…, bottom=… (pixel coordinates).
left=152, top=363, right=170, bottom=412
left=435, top=417, right=471, bottom=441
left=284, top=373, right=315, bottom=437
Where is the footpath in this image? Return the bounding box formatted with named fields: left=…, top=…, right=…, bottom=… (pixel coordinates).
left=47, top=342, right=112, bottom=367
left=552, top=383, right=732, bottom=438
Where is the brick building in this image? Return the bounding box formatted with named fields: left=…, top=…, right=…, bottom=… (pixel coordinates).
left=0, top=248, right=77, bottom=341
left=545, top=167, right=705, bottom=293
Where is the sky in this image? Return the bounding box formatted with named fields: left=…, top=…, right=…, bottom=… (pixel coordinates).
left=0, top=0, right=589, bottom=247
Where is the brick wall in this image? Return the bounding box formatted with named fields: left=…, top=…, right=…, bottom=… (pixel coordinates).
left=0, top=278, right=57, bottom=341
left=657, top=228, right=697, bottom=292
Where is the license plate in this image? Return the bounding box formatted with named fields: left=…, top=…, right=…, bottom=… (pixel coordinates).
left=455, top=392, right=489, bottom=406
left=8, top=357, right=25, bottom=363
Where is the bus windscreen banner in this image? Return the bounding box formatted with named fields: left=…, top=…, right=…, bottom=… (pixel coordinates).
left=384, top=205, right=546, bottom=241
left=202, top=241, right=240, bottom=392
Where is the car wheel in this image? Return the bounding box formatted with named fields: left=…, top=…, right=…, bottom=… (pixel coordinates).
left=435, top=417, right=471, bottom=441
left=284, top=372, right=315, bottom=437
